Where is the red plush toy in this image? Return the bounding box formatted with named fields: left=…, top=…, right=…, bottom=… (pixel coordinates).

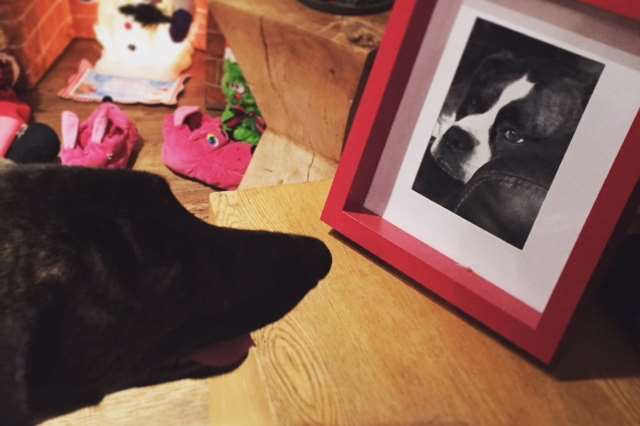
left=162, top=106, right=253, bottom=189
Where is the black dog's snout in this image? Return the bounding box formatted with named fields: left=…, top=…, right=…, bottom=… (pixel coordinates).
left=443, top=126, right=476, bottom=152
left=281, top=236, right=332, bottom=285
left=303, top=237, right=332, bottom=281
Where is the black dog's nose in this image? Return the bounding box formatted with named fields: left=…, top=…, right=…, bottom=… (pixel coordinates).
left=218, top=230, right=333, bottom=296
left=303, top=237, right=332, bottom=281
left=443, top=126, right=476, bottom=152
left=283, top=236, right=332, bottom=284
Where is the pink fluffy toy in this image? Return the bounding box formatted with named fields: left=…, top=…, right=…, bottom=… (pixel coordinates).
left=60, top=101, right=139, bottom=169
left=162, top=106, right=253, bottom=189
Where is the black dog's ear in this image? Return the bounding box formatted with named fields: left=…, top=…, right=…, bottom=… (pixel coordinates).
left=0, top=320, right=32, bottom=426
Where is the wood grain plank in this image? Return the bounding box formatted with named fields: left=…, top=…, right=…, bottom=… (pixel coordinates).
left=208, top=354, right=279, bottom=426
left=239, top=130, right=337, bottom=190
left=207, top=180, right=640, bottom=426
left=42, top=380, right=211, bottom=426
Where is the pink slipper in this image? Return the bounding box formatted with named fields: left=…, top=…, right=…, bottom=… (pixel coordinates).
left=162, top=106, right=252, bottom=190
left=59, top=102, right=139, bottom=169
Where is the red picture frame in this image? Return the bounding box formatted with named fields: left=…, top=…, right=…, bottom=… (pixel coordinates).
left=577, top=0, right=640, bottom=21
left=321, top=0, right=640, bottom=364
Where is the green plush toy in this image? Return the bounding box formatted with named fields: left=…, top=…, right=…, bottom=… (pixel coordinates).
left=221, top=54, right=265, bottom=146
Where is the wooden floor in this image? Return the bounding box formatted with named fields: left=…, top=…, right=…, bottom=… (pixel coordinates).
left=26, top=39, right=215, bottom=220
left=205, top=182, right=640, bottom=426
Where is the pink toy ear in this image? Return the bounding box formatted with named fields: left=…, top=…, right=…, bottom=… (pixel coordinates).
left=174, top=106, right=201, bottom=127
left=61, top=111, right=79, bottom=150
left=91, top=108, right=109, bottom=144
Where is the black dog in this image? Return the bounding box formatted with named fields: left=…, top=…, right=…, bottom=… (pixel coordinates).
left=414, top=50, right=601, bottom=247
left=0, top=162, right=331, bottom=425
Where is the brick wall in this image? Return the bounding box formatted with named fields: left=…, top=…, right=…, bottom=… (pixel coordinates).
left=205, top=12, right=226, bottom=110
left=69, top=0, right=98, bottom=39
left=0, top=0, right=74, bottom=88
left=193, top=0, right=208, bottom=51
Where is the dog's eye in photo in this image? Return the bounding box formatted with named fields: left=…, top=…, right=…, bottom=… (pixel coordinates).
left=503, top=128, right=525, bottom=144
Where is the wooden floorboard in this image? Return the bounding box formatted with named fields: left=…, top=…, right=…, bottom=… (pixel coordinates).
left=26, top=38, right=215, bottom=221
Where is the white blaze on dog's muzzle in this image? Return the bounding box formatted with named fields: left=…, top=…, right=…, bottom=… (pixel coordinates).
left=431, top=75, right=535, bottom=183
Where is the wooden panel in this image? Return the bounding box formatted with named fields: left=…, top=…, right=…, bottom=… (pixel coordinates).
left=209, top=0, right=387, bottom=164
left=239, top=129, right=337, bottom=189
left=207, top=180, right=640, bottom=426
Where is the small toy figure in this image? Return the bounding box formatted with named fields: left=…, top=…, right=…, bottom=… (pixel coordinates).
left=221, top=49, right=265, bottom=146
left=94, top=0, right=195, bottom=81
left=0, top=29, right=59, bottom=163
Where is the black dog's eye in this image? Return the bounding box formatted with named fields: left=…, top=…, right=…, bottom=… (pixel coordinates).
left=503, top=128, right=524, bottom=144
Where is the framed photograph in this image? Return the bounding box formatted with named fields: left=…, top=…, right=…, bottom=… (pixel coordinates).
left=321, top=0, right=640, bottom=364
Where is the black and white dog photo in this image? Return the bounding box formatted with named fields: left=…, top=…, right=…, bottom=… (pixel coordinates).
left=412, top=18, right=604, bottom=249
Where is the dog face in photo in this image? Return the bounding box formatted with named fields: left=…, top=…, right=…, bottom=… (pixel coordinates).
left=0, top=165, right=331, bottom=425
left=412, top=21, right=604, bottom=249
left=429, top=51, right=592, bottom=183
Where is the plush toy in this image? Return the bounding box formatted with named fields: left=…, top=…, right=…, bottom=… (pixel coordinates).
left=162, top=106, right=253, bottom=189
left=0, top=29, right=60, bottom=163
left=94, top=0, right=195, bottom=82
left=221, top=49, right=265, bottom=146
left=59, top=100, right=140, bottom=169
left=119, top=0, right=193, bottom=42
